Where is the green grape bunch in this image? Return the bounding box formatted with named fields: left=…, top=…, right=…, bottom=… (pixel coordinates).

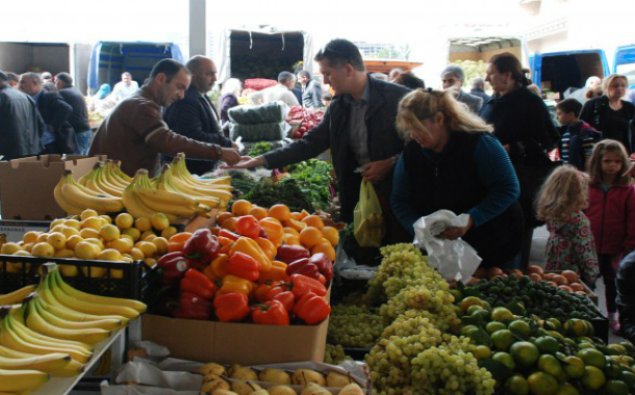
left=328, top=305, right=384, bottom=348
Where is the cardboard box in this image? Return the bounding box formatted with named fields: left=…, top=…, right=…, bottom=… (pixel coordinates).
left=0, top=155, right=105, bottom=220
left=141, top=314, right=328, bottom=365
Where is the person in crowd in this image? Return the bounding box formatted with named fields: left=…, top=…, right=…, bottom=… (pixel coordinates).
left=526, top=83, right=542, bottom=97
left=40, top=72, right=56, bottom=92
left=6, top=72, right=19, bottom=88
left=112, top=72, right=139, bottom=102
left=297, top=70, right=322, bottom=108
left=0, top=70, right=44, bottom=159
left=89, top=59, right=240, bottom=176
left=391, top=88, right=523, bottom=267
left=388, top=68, right=403, bottom=83
left=569, top=76, right=603, bottom=104
left=321, top=92, right=333, bottom=108
left=54, top=72, right=92, bottom=155
left=394, top=72, right=425, bottom=90
left=248, top=71, right=299, bottom=107
left=481, top=52, right=559, bottom=268
left=616, top=251, right=635, bottom=341
left=556, top=98, right=601, bottom=171
left=95, top=83, right=112, bottom=100
left=536, top=165, right=599, bottom=285
left=470, top=77, right=490, bottom=103
left=219, top=78, right=242, bottom=125
left=580, top=74, right=635, bottom=153
left=440, top=65, right=483, bottom=114
left=19, top=72, right=75, bottom=154
left=585, top=139, right=635, bottom=333
left=370, top=72, right=388, bottom=81
left=230, top=39, right=410, bottom=242
left=164, top=55, right=234, bottom=175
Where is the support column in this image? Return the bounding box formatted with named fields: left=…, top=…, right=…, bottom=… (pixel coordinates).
left=189, top=0, right=206, bottom=57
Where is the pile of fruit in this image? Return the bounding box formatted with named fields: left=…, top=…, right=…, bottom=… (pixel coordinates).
left=457, top=296, right=635, bottom=394
left=0, top=208, right=189, bottom=276
left=53, top=154, right=232, bottom=222
left=154, top=200, right=338, bottom=326
left=327, top=305, right=383, bottom=349
left=471, top=264, right=595, bottom=297
left=286, top=106, right=325, bottom=139
left=0, top=263, right=144, bottom=393
left=196, top=363, right=365, bottom=394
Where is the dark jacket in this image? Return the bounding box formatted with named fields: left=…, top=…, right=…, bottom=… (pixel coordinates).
left=617, top=251, right=635, bottom=342
left=557, top=121, right=601, bottom=171
left=302, top=79, right=323, bottom=108
left=456, top=91, right=483, bottom=114
left=580, top=96, right=635, bottom=152
left=264, top=76, right=410, bottom=221
left=164, top=85, right=233, bottom=175
left=470, top=88, right=491, bottom=104
left=37, top=90, right=75, bottom=154
left=0, top=86, right=44, bottom=159
left=58, top=87, right=90, bottom=133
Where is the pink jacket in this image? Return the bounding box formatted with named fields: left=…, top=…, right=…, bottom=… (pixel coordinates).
left=585, top=184, right=635, bottom=255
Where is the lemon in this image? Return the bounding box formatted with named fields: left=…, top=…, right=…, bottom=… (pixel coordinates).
left=74, top=240, right=101, bottom=260
left=99, top=214, right=112, bottom=224
left=59, top=264, right=79, bottom=277
left=99, top=224, right=121, bottom=242
left=135, top=217, right=152, bottom=232
left=79, top=227, right=100, bottom=239
left=122, top=227, right=141, bottom=241
left=141, top=231, right=156, bottom=241
left=65, top=234, right=84, bottom=250
left=46, top=232, right=67, bottom=250
left=97, top=248, right=123, bottom=262
left=80, top=208, right=99, bottom=220
left=129, top=248, right=145, bottom=261
left=150, top=213, right=170, bottom=231
left=115, top=213, right=134, bottom=229
left=83, top=238, right=104, bottom=250
left=161, top=226, right=178, bottom=239
left=63, top=218, right=81, bottom=230
left=60, top=226, right=80, bottom=239
left=81, top=217, right=103, bottom=230
left=54, top=248, right=75, bottom=258
left=31, top=242, right=55, bottom=258
left=143, top=257, right=157, bottom=268
left=36, top=233, right=50, bottom=243
left=152, top=237, right=168, bottom=255
left=0, top=242, right=23, bottom=255
left=109, top=238, right=133, bottom=254
left=50, top=218, right=65, bottom=229
left=135, top=241, right=157, bottom=258
left=22, top=231, right=41, bottom=244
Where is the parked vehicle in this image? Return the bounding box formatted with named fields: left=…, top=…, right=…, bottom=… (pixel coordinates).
left=613, top=44, right=635, bottom=89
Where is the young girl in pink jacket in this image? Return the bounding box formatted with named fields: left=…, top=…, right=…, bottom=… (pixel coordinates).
left=586, top=139, right=635, bottom=333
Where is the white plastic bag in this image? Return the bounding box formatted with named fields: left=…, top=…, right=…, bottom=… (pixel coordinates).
left=413, top=209, right=482, bottom=282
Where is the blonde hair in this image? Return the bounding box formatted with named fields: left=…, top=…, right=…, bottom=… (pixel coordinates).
left=587, top=139, right=631, bottom=186
left=536, top=165, right=589, bottom=223
left=396, top=88, right=492, bottom=140
left=602, top=74, right=628, bottom=93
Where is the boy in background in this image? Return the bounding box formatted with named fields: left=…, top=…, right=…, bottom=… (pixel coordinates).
left=556, top=98, right=602, bottom=171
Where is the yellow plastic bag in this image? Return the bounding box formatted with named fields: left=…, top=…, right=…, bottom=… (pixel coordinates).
left=353, top=180, right=385, bottom=247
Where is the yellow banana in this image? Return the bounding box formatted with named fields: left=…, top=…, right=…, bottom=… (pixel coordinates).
left=34, top=299, right=124, bottom=331
left=122, top=171, right=177, bottom=222
left=0, top=368, right=49, bottom=393
left=92, top=168, right=124, bottom=198
left=8, top=309, right=92, bottom=353
left=36, top=295, right=128, bottom=327
left=101, top=162, right=130, bottom=189
left=109, top=160, right=132, bottom=183
left=172, top=154, right=232, bottom=186
left=0, top=352, right=70, bottom=373
left=163, top=165, right=232, bottom=202
left=53, top=176, right=82, bottom=215
left=0, top=285, right=35, bottom=306
left=51, top=271, right=145, bottom=314
left=25, top=302, right=110, bottom=345
left=0, top=345, right=84, bottom=377
left=135, top=189, right=200, bottom=217
left=60, top=183, right=123, bottom=214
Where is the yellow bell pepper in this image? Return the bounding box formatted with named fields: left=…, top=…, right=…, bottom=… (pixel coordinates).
left=210, top=253, right=229, bottom=278
left=259, top=218, right=284, bottom=247
left=256, top=237, right=276, bottom=261
left=230, top=237, right=272, bottom=272
left=219, top=274, right=254, bottom=296
left=259, top=260, right=288, bottom=282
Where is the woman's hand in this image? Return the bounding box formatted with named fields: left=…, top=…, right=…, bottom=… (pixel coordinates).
left=223, top=156, right=265, bottom=169
left=438, top=216, right=473, bottom=240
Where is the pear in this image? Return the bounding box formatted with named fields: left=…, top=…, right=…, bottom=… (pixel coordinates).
left=229, top=364, right=258, bottom=381
left=268, top=384, right=298, bottom=395
left=259, top=368, right=292, bottom=385
left=292, top=369, right=326, bottom=386
left=211, top=390, right=239, bottom=395
left=337, top=383, right=364, bottom=395
left=301, top=382, right=333, bottom=395
left=201, top=375, right=230, bottom=393
left=231, top=380, right=262, bottom=395
left=198, top=362, right=227, bottom=377
left=326, top=371, right=352, bottom=388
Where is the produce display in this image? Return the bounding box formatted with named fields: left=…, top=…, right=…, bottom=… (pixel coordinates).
left=286, top=106, right=325, bottom=139
left=327, top=305, right=383, bottom=348
left=0, top=263, right=144, bottom=393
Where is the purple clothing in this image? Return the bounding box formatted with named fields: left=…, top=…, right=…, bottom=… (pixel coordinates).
left=220, top=93, right=239, bottom=124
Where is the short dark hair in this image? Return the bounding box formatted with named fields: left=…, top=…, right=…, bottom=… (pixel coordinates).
left=278, top=71, right=295, bottom=84
left=395, top=72, right=425, bottom=90
left=55, top=72, right=73, bottom=87
left=297, top=70, right=311, bottom=79
left=150, top=59, right=188, bottom=83
left=556, top=98, right=583, bottom=117
left=314, top=39, right=364, bottom=71
left=21, top=72, right=42, bottom=85
left=489, top=52, right=530, bottom=87
left=6, top=72, right=19, bottom=83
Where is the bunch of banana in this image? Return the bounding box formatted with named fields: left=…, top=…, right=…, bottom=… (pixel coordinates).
left=78, top=161, right=130, bottom=198
left=123, top=169, right=209, bottom=222
left=54, top=170, right=124, bottom=215
left=0, top=284, right=35, bottom=306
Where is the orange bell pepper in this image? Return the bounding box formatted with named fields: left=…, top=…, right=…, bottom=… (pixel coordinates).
left=219, top=274, right=254, bottom=296
left=210, top=253, right=229, bottom=278
left=256, top=237, right=276, bottom=261
left=260, top=218, right=284, bottom=247
left=259, top=260, right=288, bottom=283
left=167, top=232, right=192, bottom=252
left=217, top=236, right=234, bottom=254
left=230, top=237, right=272, bottom=272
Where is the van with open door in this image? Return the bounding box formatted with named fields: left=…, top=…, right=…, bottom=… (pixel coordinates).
left=613, top=44, right=635, bottom=89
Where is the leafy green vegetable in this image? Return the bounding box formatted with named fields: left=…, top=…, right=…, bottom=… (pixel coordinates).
left=244, top=178, right=314, bottom=212
left=286, top=159, right=333, bottom=210
left=247, top=142, right=275, bottom=157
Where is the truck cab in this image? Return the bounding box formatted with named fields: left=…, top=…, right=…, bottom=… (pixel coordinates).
left=613, top=44, right=635, bottom=89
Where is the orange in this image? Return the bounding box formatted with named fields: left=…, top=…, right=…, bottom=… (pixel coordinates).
left=283, top=233, right=300, bottom=246
left=268, top=204, right=291, bottom=222
left=284, top=218, right=307, bottom=232
left=249, top=206, right=268, bottom=220
left=312, top=239, right=336, bottom=261
left=301, top=215, right=324, bottom=229
left=296, top=209, right=310, bottom=220
left=231, top=199, right=252, bottom=216
left=221, top=216, right=237, bottom=231
left=217, top=211, right=234, bottom=226
left=299, top=226, right=322, bottom=248
left=321, top=226, right=340, bottom=247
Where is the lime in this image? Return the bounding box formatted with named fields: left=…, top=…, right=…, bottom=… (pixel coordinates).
left=491, top=306, right=515, bottom=323
left=535, top=336, right=560, bottom=354
left=509, top=320, right=532, bottom=338
left=460, top=296, right=486, bottom=313
left=510, top=341, right=540, bottom=368
left=555, top=382, right=580, bottom=395
left=562, top=356, right=585, bottom=379
left=604, top=379, right=629, bottom=395
left=581, top=365, right=606, bottom=390
left=527, top=371, right=559, bottom=395
left=504, top=374, right=529, bottom=395
left=577, top=348, right=606, bottom=369
left=486, top=321, right=507, bottom=334
left=493, top=351, right=516, bottom=370
left=538, top=354, right=564, bottom=378
left=492, top=329, right=515, bottom=351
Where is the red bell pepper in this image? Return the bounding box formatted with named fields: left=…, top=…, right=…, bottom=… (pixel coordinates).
left=290, top=274, right=327, bottom=298
left=157, top=251, right=190, bottom=285
left=276, top=244, right=310, bottom=263
left=214, top=292, right=249, bottom=322
left=251, top=300, right=289, bottom=325
left=254, top=281, right=280, bottom=303
left=272, top=291, right=295, bottom=313
left=286, top=258, right=320, bottom=279
left=183, top=228, right=220, bottom=269
left=293, top=292, right=331, bottom=324
left=227, top=251, right=260, bottom=282
left=235, top=215, right=262, bottom=239
left=310, top=253, right=333, bottom=286
left=180, top=269, right=217, bottom=299
left=174, top=291, right=212, bottom=320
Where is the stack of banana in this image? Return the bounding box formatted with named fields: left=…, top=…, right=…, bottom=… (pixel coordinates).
left=78, top=160, right=131, bottom=198
left=0, top=263, right=145, bottom=393
left=53, top=169, right=124, bottom=216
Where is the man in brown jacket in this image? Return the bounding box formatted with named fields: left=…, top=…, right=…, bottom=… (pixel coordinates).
left=89, top=59, right=240, bottom=176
